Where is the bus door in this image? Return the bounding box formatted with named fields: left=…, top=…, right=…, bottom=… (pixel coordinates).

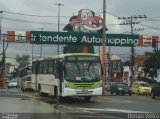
left=35, top=61, right=39, bottom=91
left=57, top=60, right=64, bottom=95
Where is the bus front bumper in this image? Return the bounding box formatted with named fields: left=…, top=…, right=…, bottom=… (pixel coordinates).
left=63, top=87, right=102, bottom=97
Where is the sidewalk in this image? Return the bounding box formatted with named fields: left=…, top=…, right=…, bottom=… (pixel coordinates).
left=0, top=87, right=8, bottom=93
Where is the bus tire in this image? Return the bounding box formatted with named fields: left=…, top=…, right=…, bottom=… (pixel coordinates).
left=151, top=91, right=155, bottom=99
left=38, top=85, right=44, bottom=96
left=54, top=87, right=58, bottom=99
left=138, top=90, right=141, bottom=95
left=84, top=96, right=91, bottom=102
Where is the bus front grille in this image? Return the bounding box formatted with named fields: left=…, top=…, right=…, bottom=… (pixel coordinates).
left=73, top=83, right=93, bottom=88
left=75, top=91, right=93, bottom=94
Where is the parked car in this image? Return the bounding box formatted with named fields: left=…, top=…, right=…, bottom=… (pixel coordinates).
left=106, top=82, right=117, bottom=92
left=132, top=81, right=151, bottom=95
left=110, top=82, right=132, bottom=96
left=151, top=82, right=160, bottom=99
left=8, top=79, right=18, bottom=88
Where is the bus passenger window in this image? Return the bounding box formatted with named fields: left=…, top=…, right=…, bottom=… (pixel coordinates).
left=48, top=61, right=53, bottom=74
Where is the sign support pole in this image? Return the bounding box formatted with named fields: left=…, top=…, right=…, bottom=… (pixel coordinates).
left=102, top=0, right=106, bottom=96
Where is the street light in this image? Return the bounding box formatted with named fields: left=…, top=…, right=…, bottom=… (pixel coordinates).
left=55, top=3, right=64, bottom=55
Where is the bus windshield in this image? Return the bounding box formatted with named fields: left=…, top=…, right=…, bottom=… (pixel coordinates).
left=64, top=61, right=101, bottom=82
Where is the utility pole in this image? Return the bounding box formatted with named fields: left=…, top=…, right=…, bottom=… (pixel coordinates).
left=118, top=15, right=147, bottom=83
left=32, top=44, right=34, bottom=62
left=133, top=28, right=144, bottom=34
left=39, top=27, right=44, bottom=57
left=55, top=3, right=64, bottom=55
left=2, top=35, right=5, bottom=87
left=0, top=10, right=3, bottom=87
left=0, top=10, right=2, bottom=42
left=108, top=46, right=111, bottom=81
left=54, top=3, right=64, bottom=108
left=102, top=0, right=106, bottom=96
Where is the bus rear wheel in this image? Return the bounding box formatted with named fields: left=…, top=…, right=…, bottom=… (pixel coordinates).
left=54, top=87, right=58, bottom=99
left=84, top=96, right=91, bottom=102
left=38, top=85, right=45, bottom=96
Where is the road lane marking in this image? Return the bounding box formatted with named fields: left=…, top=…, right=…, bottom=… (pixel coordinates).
left=137, top=97, right=151, bottom=100
left=94, top=98, right=137, bottom=103
left=78, top=107, right=151, bottom=113
left=21, top=93, right=41, bottom=100
left=58, top=105, right=123, bottom=119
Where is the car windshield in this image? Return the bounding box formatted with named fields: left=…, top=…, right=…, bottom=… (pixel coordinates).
left=117, top=83, right=128, bottom=88
left=64, top=61, right=101, bottom=82
left=10, top=80, right=17, bottom=83
left=156, top=82, right=160, bottom=86
left=26, top=77, right=31, bottom=81
left=139, top=83, right=150, bottom=87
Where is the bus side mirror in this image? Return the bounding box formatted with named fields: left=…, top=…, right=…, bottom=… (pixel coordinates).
left=101, top=65, right=103, bottom=75
left=63, top=65, right=66, bottom=74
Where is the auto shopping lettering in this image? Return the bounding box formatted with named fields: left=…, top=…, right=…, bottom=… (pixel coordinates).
left=30, top=31, right=139, bottom=46
left=81, top=36, right=139, bottom=46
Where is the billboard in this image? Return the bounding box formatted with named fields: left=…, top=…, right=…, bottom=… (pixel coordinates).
left=6, top=30, right=160, bottom=48
left=30, top=31, right=139, bottom=47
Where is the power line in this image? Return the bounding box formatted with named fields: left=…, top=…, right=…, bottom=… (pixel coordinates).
left=3, top=10, right=70, bottom=18
left=95, top=11, right=119, bottom=18
left=0, top=16, right=62, bottom=25
left=106, top=11, right=119, bottom=18
left=139, top=23, right=160, bottom=30
left=144, top=18, right=160, bottom=22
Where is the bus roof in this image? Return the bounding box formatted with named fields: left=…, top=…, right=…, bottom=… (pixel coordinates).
left=33, top=53, right=99, bottom=62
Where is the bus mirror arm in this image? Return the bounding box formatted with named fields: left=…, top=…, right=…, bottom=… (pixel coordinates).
left=101, top=65, right=103, bottom=75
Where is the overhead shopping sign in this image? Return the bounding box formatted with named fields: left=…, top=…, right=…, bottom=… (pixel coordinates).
left=30, top=31, right=139, bottom=47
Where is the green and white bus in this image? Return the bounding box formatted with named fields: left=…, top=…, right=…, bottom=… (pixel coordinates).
left=31, top=53, right=102, bottom=101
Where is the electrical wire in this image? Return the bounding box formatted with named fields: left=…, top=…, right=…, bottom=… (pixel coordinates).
left=3, top=10, right=70, bottom=18
left=139, top=24, right=160, bottom=30
left=2, top=10, right=160, bottom=32
left=95, top=11, right=119, bottom=18
left=0, top=16, right=60, bottom=25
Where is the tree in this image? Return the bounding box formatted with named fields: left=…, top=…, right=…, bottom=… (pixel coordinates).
left=144, top=49, right=160, bottom=78
left=16, top=54, right=30, bottom=69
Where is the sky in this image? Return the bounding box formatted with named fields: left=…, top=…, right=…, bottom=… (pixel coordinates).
left=0, top=0, right=160, bottom=65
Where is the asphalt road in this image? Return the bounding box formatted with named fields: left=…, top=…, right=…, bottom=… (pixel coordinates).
left=0, top=88, right=160, bottom=119
left=57, top=93, right=160, bottom=119
left=0, top=88, right=76, bottom=119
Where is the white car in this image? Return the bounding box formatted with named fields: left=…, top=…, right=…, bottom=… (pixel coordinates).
left=8, top=80, right=18, bottom=88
